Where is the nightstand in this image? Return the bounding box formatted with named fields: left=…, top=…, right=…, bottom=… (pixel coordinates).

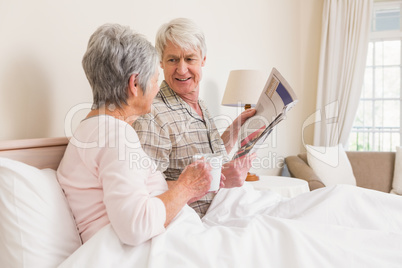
left=248, top=176, right=310, bottom=198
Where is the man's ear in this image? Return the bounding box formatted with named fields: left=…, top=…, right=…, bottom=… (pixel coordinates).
left=128, top=74, right=139, bottom=96
left=201, top=55, right=206, bottom=67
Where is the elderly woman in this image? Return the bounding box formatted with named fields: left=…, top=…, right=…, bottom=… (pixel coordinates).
left=57, top=23, right=212, bottom=246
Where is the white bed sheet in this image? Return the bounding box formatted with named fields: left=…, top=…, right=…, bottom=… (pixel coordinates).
left=59, top=184, right=402, bottom=267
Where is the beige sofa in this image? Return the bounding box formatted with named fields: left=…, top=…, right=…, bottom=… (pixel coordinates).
left=285, top=151, right=395, bottom=192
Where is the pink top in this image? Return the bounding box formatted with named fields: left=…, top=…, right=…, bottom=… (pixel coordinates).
left=57, top=115, right=168, bottom=246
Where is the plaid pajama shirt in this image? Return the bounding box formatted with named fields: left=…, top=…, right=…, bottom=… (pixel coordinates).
left=133, top=81, right=227, bottom=217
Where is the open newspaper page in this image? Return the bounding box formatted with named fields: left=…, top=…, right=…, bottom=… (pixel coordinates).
left=232, top=68, right=298, bottom=160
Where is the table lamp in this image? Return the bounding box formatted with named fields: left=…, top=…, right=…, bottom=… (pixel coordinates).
left=221, top=70, right=267, bottom=181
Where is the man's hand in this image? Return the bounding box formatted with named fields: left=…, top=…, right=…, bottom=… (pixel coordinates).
left=236, top=108, right=257, bottom=126
left=221, top=109, right=256, bottom=154
left=221, top=153, right=256, bottom=188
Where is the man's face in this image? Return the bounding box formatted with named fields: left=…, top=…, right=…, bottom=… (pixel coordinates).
left=160, top=40, right=206, bottom=98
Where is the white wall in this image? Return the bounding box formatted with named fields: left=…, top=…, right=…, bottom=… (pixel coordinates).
left=0, top=0, right=323, bottom=175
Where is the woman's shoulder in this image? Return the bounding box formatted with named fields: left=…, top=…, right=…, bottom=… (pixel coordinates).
left=70, top=115, right=140, bottom=148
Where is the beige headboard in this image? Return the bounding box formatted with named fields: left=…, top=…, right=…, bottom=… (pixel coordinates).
left=0, top=137, right=69, bottom=170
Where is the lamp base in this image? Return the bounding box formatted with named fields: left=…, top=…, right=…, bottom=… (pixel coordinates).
left=245, top=172, right=259, bottom=181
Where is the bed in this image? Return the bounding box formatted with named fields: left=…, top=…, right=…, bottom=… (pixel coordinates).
left=1, top=137, right=402, bottom=267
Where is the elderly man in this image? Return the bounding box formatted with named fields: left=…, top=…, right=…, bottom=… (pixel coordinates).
left=133, top=18, right=255, bottom=217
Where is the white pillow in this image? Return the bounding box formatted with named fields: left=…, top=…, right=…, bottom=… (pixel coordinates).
left=391, top=146, right=402, bottom=195
left=0, top=157, right=81, bottom=267
left=306, top=144, right=356, bottom=187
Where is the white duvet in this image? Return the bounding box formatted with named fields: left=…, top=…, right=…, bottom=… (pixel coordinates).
left=59, top=184, right=402, bottom=267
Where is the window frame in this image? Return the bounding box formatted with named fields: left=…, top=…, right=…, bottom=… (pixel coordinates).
left=349, top=0, right=402, bottom=151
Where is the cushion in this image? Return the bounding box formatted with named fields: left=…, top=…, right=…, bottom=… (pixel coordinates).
left=306, top=144, right=356, bottom=187
left=0, top=157, right=81, bottom=267
left=391, top=146, right=402, bottom=195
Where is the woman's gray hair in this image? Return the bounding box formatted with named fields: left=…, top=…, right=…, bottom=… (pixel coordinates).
left=82, top=23, right=158, bottom=109
left=155, top=18, right=207, bottom=60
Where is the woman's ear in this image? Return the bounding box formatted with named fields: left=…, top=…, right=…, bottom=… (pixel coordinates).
left=128, top=74, right=139, bottom=97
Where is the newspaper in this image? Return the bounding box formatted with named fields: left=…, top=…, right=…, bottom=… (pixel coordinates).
left=232, top=68, right=298, bottom=160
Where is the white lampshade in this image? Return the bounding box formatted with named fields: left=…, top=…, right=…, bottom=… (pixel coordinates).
left=221, top=70, right=266, bottom=108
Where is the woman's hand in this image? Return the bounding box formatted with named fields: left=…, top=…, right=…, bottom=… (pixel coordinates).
left=176, top=159, right=213, bottom=202
left=165, top=160, right=213, bottom=204
left=157, top=159, right=212, bottom=227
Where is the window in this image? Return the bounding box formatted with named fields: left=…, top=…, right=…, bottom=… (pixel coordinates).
left=348, top=1, right=402, bottom=151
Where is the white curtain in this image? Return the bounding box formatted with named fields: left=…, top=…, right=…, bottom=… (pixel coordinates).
left=313, top=0, right=373, bottom=147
